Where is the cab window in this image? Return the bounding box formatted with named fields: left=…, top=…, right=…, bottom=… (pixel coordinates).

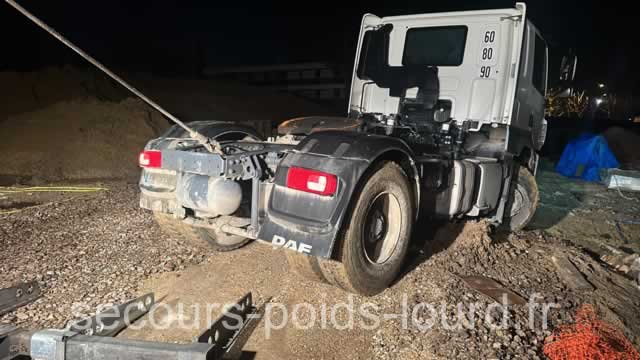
left=532, top=34, right=547, bottom=95
left=402, top=26, right=468, bottom=66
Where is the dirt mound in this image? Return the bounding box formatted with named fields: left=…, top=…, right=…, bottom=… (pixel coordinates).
left=0, top=98, right=168, bottom=181
left=0, top=65, right=336, bottom=181
left=603, top=126, right=640, bottom=169
left=0, top=67, right=333, bottom=182
left=0, top=67, right=127, bottom=122
left=437, top=220, right=493, bottom=252
left=0, top=67, right=332, bottom=129
left=422, top=220, right=494, bottom=266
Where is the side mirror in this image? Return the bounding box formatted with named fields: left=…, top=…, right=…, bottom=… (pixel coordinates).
left=559, top=52, right=578, bottom=82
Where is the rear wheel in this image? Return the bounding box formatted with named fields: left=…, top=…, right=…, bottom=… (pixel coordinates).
left=286, top=161, right=414, bottom=296
left=154, top=213, right=250, bottom=251
left=503, top=166, right=539, bottom=231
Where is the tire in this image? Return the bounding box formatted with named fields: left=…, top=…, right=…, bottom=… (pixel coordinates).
left=287, top=161, right=414, bottom=296
left=502, top=166, right=539, bottom=232
left=154, top=213, right=250, bottom=252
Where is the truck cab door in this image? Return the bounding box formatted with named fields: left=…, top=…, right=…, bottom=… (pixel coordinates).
left=510, top=21, right=548, bottom=152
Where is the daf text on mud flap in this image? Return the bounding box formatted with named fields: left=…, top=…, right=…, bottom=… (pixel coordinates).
left=272, top=235, right=313, bottom=254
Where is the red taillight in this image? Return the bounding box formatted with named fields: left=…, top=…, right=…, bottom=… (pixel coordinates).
left=286, top=167, right=337, bottom=196
left=139, top=150, right=162, bottom=168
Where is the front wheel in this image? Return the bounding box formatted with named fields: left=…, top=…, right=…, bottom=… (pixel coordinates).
left=502, top=166, right=539, bottom=232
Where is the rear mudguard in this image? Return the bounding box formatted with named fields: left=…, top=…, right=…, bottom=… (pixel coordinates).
left=145, top=121, right=262, bottom=151
left=258, top=130, right=418, bottom=258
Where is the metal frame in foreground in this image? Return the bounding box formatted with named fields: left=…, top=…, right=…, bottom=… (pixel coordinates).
left=0, top=293, right=263, bottom=360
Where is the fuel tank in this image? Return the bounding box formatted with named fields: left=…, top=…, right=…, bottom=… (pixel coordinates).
left=421, top=158, right=503, bottom=218
left=176, top=173, right=242, bottom=217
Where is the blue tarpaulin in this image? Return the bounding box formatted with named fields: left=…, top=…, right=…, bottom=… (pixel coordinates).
left=556, top=134, right=619, bottom=181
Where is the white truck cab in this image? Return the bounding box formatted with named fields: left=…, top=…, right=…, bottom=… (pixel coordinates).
left=350, top=2, right=548, bottom=164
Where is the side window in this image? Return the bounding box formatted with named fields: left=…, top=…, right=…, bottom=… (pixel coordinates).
left=402, top=26, right=468, bottom=66
left=532, top=34, right=547, bottom=95
left=357, top=31, right=375, bottom=80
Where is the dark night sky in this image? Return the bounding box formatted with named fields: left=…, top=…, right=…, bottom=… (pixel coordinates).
left=1, top=0, right=638, bottom=92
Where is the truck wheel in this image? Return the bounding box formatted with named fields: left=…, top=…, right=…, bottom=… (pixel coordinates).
left=294, top=161, right=413, bottom=296
left=503, top=167, right=539, bottom=231
left=154, top=213, right=250, bottom=252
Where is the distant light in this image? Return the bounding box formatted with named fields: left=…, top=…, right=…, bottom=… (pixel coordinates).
left=598, top=83, right=605, bottom=88
left=595, top=98, right=603, bottom=106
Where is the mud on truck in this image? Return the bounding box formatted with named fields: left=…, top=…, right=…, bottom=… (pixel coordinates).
left=137, top=3, right=567, bottom=296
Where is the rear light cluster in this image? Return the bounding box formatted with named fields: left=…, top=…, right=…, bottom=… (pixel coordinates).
left=286, top=167, right=337, bottom=196
left=139, top=150, right=162, bottom=168
left=139, top=153, right=336, bottom=196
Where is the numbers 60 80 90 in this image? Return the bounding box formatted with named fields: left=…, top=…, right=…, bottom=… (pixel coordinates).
left=480, top=66, right=491, bottom=78
left=484, top=31, right=496, bottom=43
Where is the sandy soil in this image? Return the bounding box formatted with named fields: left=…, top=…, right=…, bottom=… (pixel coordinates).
left=121, top=244, right=373, bottom=359
left=0, top=98, right=168, bottom=182
left=0, top=67, right=332, bottom=183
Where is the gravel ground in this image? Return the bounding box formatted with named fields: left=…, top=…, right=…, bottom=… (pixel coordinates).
left=0, top=182, right=208, bottom=328
left=369, top=221, right=640, bottom=359
left=1, top=175, right=639, bottom=359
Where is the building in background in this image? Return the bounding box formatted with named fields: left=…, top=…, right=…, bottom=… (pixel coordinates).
left=203, top=62, right=347, bottom=112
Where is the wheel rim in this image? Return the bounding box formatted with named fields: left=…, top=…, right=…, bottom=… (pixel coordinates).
left=362, top=192, right=402, bottom=264
left=508, top=182, right=532, bottom=230
left=509, top=184, right=526, bottom=217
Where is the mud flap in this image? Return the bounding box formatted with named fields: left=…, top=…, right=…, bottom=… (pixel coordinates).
left=258, top=130, right=416, bottom=259
left=258, top=153, right=369, bottom=258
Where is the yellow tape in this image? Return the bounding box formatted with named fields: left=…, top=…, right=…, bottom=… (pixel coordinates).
left=0, top=186, right=108, bottom=194
left=0, top=186, right=108, bottom=215
left=0, top=208, right=24, bottom=215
